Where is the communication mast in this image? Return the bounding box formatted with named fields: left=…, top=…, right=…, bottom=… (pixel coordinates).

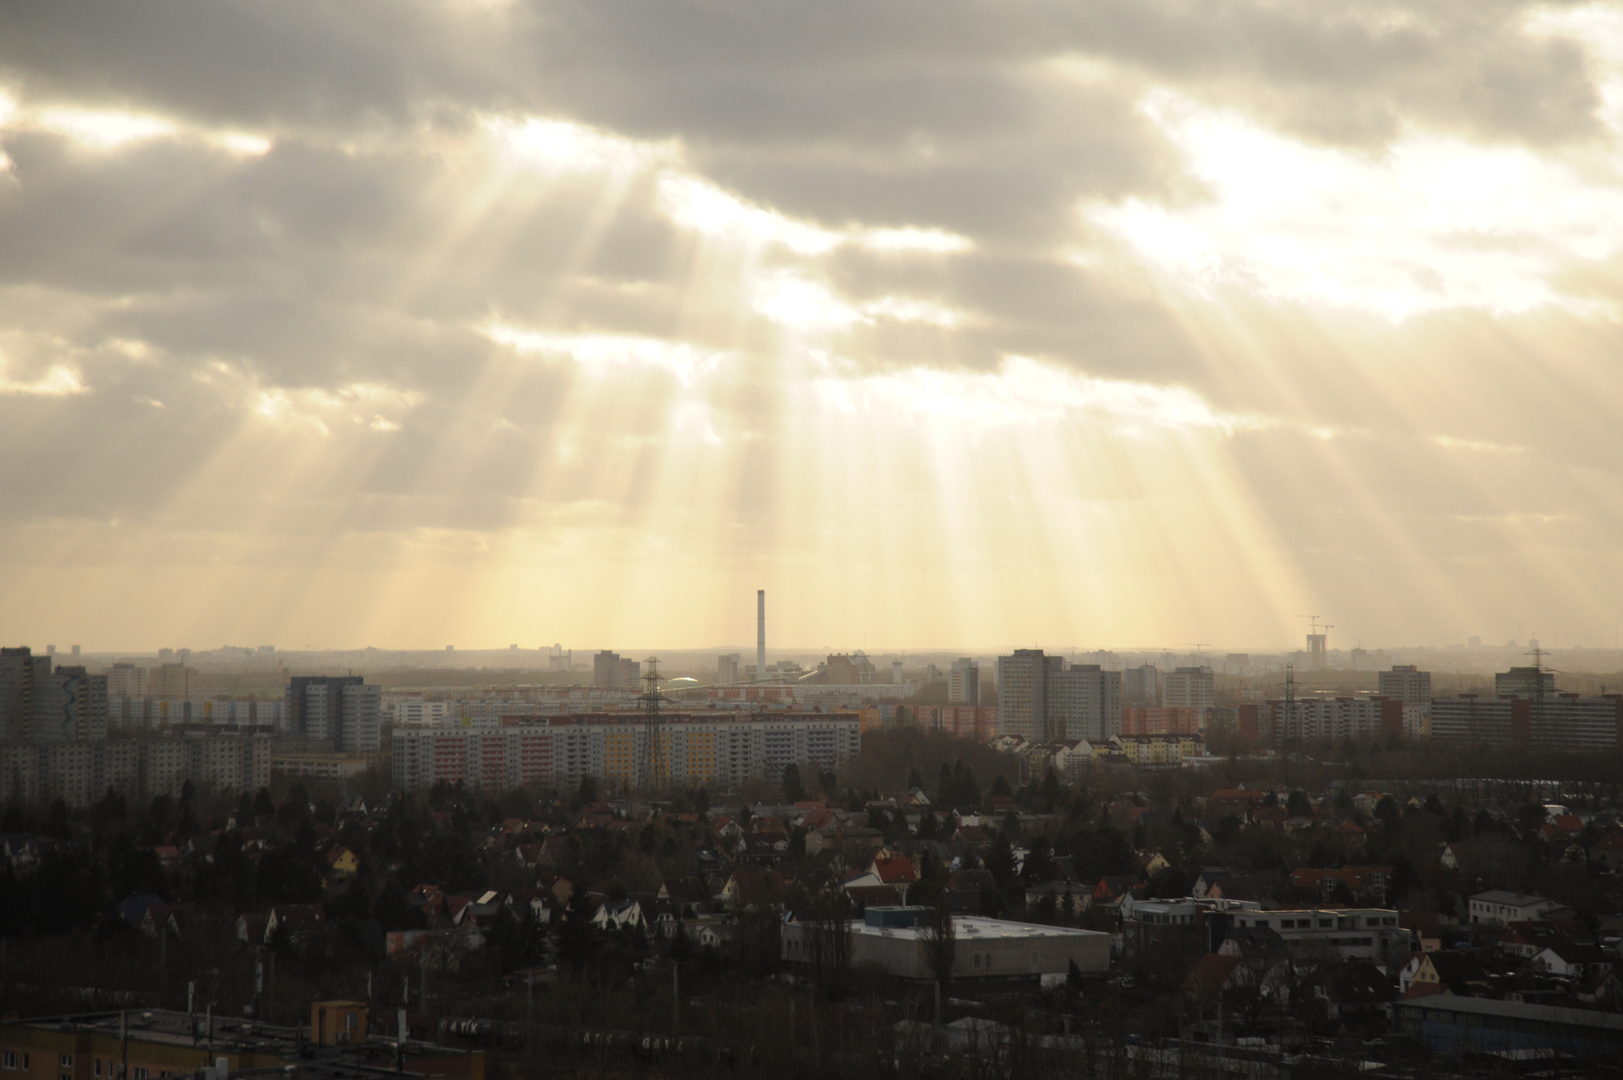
left=1284, top=661, right=1296, bottom=742
left=640, top=657, right=667, bottom=792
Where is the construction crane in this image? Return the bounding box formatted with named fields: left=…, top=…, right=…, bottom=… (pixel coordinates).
left=1298, top=615, right=1333, bottom=670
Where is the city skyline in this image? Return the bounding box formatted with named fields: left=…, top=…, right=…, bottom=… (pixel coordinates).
left=6, top=4, right=1623, bottom=651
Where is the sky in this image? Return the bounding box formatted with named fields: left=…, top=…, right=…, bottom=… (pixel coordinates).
left=4, top=0, right=1623, bottom=654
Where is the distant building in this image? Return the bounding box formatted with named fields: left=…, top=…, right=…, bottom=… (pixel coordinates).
left=1123, top=663, right=1160, bottom=707
left=824, top=652, right=876, bottom=685
left=1497, top=666, right=1556, bottom=698
left=948, top=658, right=979, bottom=706
left=717, top=653, right=740, bottom=685
left=1377, top=665, right=1431, bottom=705
left=284, top=676, right=382, bottom=752
left=105, top=662, right=148, bottom=698
left=593, top=650, right=641, bottom=690
left=148, top=662, right=193, bottom=698
left=1163, top=666, right=1214, bottom=711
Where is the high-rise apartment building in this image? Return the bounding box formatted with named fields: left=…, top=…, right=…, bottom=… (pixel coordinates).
left=1430, top=693, right=1623, bottom=750
left=283, top=675, right=382, bottom=752
left=997, top=650, right=1122, bottom=741
left=717, top=654, right=741, bottom=685
left=949, top=658, right=980, bottom=706
left=1163, top=666, right=1215, bottom=711
left=1123, top=664, right=1160, bottom=707
left=0, top=647, right=45, bottom=742
left=0, top=650, right=106, bottom=743
left=32, top=666, right=108, bottom=742
left=593, top=651, right=641, bottom=690
left=997, top=650, right=1050, bottom=740
left=1377, top=665, right=1431, bottom=705
left=1047, top=663, right=1122, bottom=742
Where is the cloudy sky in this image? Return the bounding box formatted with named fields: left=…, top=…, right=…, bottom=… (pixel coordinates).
left=4, top=0, right=1623, bottom=653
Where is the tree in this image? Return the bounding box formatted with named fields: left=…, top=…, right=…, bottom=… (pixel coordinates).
left=1286, top=790, right=1312, bottom=818
left=804, top=887, right=855, bottom=995
left=1022, top=835, right=1058, bottom=885
left=921, top=885, right=956, bottom=1011
left=556, top=886, right=600, bottom=975
left=782, top=764, right=807, bottom=804
left=985, top=832, right=1017, bottom=889
left=907, top=767, right=925, bottom=792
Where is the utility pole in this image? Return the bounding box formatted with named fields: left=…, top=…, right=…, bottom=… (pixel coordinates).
left=641, top=658, right=666, bottom=794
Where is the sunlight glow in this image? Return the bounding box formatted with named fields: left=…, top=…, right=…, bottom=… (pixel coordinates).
left=1089, top=90, right=1623, bottom=319
left=815, top=354, right=1264, bottom=436
left=658, top=174, right=842, bottom=255
left=483, top=323, right=731, bottom=385
left=0, top=361, right=87, bottom=397
left=751, top=271, right=865, bottom=331
left=483, top=115, right=672, bottom=174
left=859, top=296, right=965, bottom=327
left=34, top=107, right=177, bottom=149
left=859, top=226, right=974, bottom=254
left=250, top=381, right=420, bottom=436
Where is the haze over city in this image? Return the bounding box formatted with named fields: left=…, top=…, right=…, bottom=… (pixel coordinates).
left=5, top=2, right=1623, bottom=652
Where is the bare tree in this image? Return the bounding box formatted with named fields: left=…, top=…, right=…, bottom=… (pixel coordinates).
left=920, top=886, right=956, bottom=1018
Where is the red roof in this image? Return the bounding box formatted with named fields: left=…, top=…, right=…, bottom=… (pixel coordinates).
left=872, top=857, right=917, bottom=885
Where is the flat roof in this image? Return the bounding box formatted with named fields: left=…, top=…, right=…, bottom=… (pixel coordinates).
left=851, top=916, right=1108, bottom=941
left=1396, top=995, right=1623, bottom=1033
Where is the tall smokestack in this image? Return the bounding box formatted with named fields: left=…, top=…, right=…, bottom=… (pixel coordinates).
left=757, top=590, right=766, bottom=685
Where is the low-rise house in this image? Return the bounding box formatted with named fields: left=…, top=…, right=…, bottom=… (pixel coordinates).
left=1468, top=890, right=1569, bottom=925
left=1407, top=951, right=1491, bottom=997
left=1288, top=865, right=1391, bottom=904
left=326, top=846, right=358, bottom=876
left=1529, top=942, right=1610, bottom=980
left=590, top=899, right=646, bottom=933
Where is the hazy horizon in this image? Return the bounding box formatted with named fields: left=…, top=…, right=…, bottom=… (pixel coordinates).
left=5, top=3, right=1623, bottom=650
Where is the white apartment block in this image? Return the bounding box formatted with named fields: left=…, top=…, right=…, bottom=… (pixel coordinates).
left=392, top=711, right=861, bottom=791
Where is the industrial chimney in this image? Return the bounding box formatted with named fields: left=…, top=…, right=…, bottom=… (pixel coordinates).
left=757, top=590, right=766, bottom=686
